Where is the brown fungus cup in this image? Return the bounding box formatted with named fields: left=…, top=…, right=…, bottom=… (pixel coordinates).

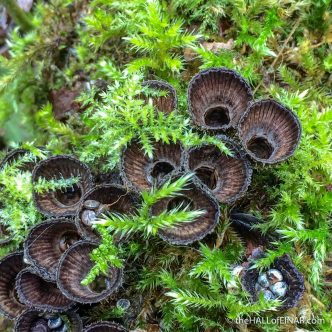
left=32, top=155, right=93, bottom=217
left=83, top=321, right=127, bottom=332
left=238, top=100, right=301, bottom=164
left=141, top=80, right=177, bottom=114
left=0, top=148, right=37, bottom=172
left=15, top=268, right=75, bottom=312
left=0, top=251, right=27, bottom=319
left=93, top=170, right=124, bottom=186
left=241, top=254, right=305, bottom=310
left=57, top=240, right=123, bottom=304
left=76, top=184, right=140, bottom=241
left=151, top=175, right=220, bottom=245
left=24, top=219, right=81, bottom=281
left=185, top=135, right=252, bottom=204
left=121, top=141, right=185, bottom=191
left=188, top=67, right=253, bottom=131
left=15, top=309, right=83, bottom=332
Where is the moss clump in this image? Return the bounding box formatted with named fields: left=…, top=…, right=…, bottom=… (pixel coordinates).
left=0, top=0, right=331, bottom=331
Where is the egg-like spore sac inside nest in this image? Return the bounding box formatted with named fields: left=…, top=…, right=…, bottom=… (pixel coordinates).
left=267, top=269, right=283, bottom=284
left=47, top=314, right=70, bottom=332
left=255, top=269, right=288, bottom=300
left=81, top=209, right=97, bottom=227
left=83, top=200, right=101, bottom=210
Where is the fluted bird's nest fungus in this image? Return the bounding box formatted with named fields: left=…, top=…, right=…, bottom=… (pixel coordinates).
left=0, top=67, right=304, bottom=329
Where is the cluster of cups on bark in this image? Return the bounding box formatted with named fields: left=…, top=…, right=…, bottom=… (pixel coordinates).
left=0, top=67, right=305, bottom=331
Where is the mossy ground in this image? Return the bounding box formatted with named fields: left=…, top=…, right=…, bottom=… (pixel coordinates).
left=0, top=0, right=331, bottom=331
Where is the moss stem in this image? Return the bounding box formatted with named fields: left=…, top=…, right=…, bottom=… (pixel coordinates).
left=0, top=0, right=33, bottom=32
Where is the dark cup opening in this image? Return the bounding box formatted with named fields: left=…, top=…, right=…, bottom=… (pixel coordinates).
left=87, top=275, right=110, bottom=293
left=31, top=318, right=48, bottom=332
left=195, top=166, right=219, bottom=190
left=204, top=105, right=230, bottom=127
left=167, top=196, right=194, bottom=211
left=247, top=136, right=274, bottom=160
left=59, top=232, right=80, bottom=253
left=54, top=184, right=82, bottom=207
left=150, top=161, right=175, bottom=182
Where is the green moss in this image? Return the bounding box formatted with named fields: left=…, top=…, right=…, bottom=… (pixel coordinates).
left=0, top=0, right=331, bottom=331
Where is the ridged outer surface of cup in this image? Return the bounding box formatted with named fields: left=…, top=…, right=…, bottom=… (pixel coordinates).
left=151, top=175, right=220, bottom=245
left=57, top=241, right=123, bottom=304
left=185, top=134, right=252, bottom=203
left=238, top=99, right=301, bottom=164
left=121, top=141, right=185, bottom=192
left=0, top=251, right=26, bottom=319
left=83, top=321, right=128, bottom=332
left=32, top=155, right=93, bottom=217
left=188, top=67, right=253, bottom=131
left=24, top=219, right=81, bottom=281
left=15, top=268, right=75, bottom=312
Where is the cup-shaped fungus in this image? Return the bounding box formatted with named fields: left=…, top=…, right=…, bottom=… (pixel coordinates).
left=76, top=184, right=139, bottom=241
left=238, top=100, right=301, bottom=164
left=188, top=67, right=253, bottom=131
left=0, top=251, right=26, bottom=319
left=186, top=135, right=252, bottom=203
left=15, top=268, right=75, bottom=312
left=57, top=241, right=123, bottom=304
left=151, top=175, right=220, bottom=245
left=241, top=254, right=305, bottom=310
left=32, top=155, right=93, bottom=217
left=121, top=141, right=184, bottom=191
left=24, top=219, right=81, bottom=281
left=15, top=309, right=83, bottom=332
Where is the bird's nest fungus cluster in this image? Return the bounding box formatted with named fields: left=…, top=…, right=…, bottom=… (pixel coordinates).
left=0, top=67, right=305, bottom=330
